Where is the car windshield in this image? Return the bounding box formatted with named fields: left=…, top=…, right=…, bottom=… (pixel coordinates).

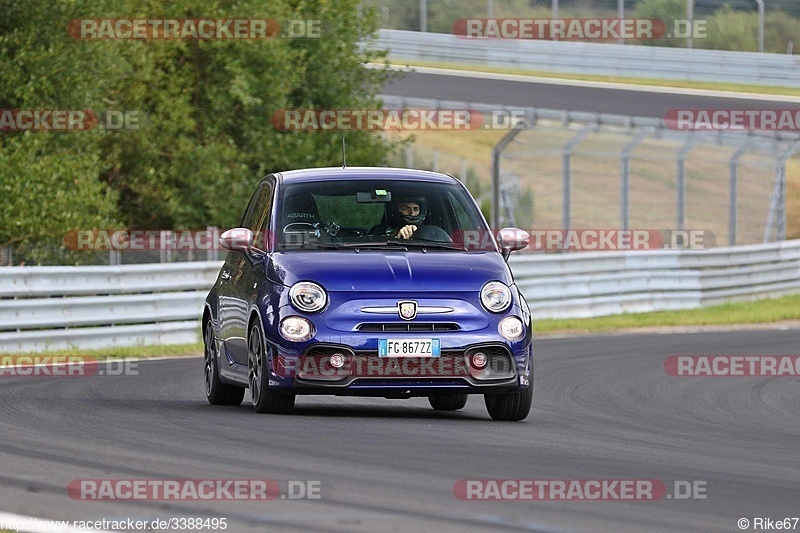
left=276, top=179, right=495, bottom=252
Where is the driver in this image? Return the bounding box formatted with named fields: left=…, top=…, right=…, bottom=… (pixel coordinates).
left=374, top=197, right=427, bottom=240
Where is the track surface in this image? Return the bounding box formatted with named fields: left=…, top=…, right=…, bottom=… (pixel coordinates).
left=381, top=70, right=800, bottom=117
left=1, top=329, right=799, bottom=532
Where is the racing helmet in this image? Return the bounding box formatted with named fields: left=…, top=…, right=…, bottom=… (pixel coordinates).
left=387, top=196, right=427, bottom=227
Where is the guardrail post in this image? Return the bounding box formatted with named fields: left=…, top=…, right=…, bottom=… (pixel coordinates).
left=728, top=138, right=753, bottom=246
left=621, top=128, right=653, bottom=230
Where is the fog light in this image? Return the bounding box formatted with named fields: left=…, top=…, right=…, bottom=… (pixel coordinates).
left=330, top=353, right=345, bottom=368
left=279, top=316, right=313, bottom=342
left=471, top=352, right=488, bottom=369
left=499, top=316, right=525, bottom=341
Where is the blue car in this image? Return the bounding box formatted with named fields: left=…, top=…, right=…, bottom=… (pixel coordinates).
left=202, top=167, right=533, bottom=420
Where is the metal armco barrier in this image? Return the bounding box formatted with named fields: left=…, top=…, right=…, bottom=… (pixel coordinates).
left=0, top=262, right=222, bottom=353
left=1, top=240, right=799, bottom=352
left=376, top=29, right=800, bottom=88
left=509, top=240, right=800, bottom=319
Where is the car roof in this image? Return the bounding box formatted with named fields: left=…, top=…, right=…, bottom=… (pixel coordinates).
left=272, top=167, right=460, bottom=185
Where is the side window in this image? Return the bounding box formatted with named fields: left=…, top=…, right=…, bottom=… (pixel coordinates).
left=249, top=183, right=273, bottom=233
left=240, top=185, right=263, bottom=229
left=249, top=183, right=273, bottom=251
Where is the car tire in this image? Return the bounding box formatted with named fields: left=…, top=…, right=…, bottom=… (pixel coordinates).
left=484, top=384, right=533, bottom=421
left=248, top=321, right=295, bottom=414
left=204, top=319, right=245, bottom=406
left=428, top=394, right=468, bottom=411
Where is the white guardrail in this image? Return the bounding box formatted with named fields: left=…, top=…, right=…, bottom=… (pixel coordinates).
left=376, top=29, right=800, bottom=88
left=1, top=240, right=799, bottom=352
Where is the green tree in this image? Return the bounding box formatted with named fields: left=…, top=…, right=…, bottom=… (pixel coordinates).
left=0, top=0, right=395, bottom=263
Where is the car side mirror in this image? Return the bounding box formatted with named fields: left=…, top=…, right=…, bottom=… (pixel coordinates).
left=497, top=227, right=530, bottom=261
left=220, top=228, right=255, bottom=252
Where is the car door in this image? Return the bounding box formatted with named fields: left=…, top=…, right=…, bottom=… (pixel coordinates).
left=219, top=182, right=273, bottom=365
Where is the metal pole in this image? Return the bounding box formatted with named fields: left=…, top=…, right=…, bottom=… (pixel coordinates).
left=621, top=128, right=653, bottom=230
left=406, top=144, right=414, bottom=168
left=552, top=0, right=559, bottom=40
left=754, top=0, right=764, bottom=53
left=618, top=0, right=625, bottom=45
left=561, top=123, right=598, bottom=230
left=488, top=0, right=494, bottom=18
left=491, top=127, right=525, bottom=230
left=687, top=0, right=694, bottom=49
left=728, top=140, right=752, bottom=246
left=420, top=0, right=427, bottom=32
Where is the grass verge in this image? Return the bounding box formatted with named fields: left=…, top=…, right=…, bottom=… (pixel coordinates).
left=0, top=342, right=203, bottom=360
left=533, top=293, right=800, bottom=335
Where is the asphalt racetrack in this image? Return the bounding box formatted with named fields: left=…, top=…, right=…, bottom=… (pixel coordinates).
left=1, top=329, right=799, bottom=532
left=381, top=68, right=800, bottom=117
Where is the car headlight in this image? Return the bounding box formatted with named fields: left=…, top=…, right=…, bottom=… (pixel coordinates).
left=481, top=281, right=511, bottom=313
left=280, top=316, right=314, bottom=342
left=289, top=281, right=327, bottom=313
left=499, top=316, right=525, bottom=341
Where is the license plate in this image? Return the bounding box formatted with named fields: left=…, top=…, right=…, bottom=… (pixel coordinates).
left=378, top=338, right=441, bottom=357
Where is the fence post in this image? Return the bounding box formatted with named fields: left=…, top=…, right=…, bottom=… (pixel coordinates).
left=562, top=123, right=598, bottom=230
left=491, top=126, right=525, bottom=230
left=728, top=138, right=753, bottom=246
left=768, top=140, right=800, bottom=242
left=621, top=128, right=652, bottom=230
left=677, top=132, right=698, bottom=231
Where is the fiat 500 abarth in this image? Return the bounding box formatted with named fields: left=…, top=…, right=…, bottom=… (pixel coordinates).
left=202, top=167, right=533, bottom=420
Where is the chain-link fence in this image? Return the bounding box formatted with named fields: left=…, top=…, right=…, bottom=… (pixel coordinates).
left=497, top=112, right=798, bottom=246
left=382, top=97, right=800, bottom=247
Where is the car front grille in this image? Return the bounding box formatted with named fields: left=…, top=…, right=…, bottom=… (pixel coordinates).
left=356, top=323, right=460, bottom=332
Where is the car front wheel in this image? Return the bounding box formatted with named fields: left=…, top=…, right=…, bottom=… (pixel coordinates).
left=484, top=384, right=532, bottom=421
left=248, top=321, right=295, bottom=414
left=204, top=319, right=245, bottom=406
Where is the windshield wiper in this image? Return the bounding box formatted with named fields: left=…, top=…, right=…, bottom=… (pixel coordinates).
left=334, top=240, right=466, bottom=251
left=277, top=242, right=346, bottom=250
left=391, top=240, right=466, bottom=251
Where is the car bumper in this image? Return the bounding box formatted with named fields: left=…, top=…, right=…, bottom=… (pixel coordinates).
left=265, top=338, right=532, bottom=396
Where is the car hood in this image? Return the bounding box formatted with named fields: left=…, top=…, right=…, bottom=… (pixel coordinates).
left=267, top=251, right=512, bottom=292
